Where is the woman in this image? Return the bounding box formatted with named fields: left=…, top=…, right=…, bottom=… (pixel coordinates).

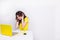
left=16, top=11, right=29, bottom=32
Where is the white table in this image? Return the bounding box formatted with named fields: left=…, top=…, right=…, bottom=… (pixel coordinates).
left=0, top=30, right=33, bottom=40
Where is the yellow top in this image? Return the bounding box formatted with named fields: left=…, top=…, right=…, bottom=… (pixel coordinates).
left=19, top=17, right=29, bottom=31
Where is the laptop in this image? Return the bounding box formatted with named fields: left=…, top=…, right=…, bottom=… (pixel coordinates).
left=0, top=24, right=18, bottom=36
left=0, top=26, right=1, bottom=34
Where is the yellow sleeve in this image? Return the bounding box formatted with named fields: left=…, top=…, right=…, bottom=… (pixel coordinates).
left=24, top=17, right=29, bottom=23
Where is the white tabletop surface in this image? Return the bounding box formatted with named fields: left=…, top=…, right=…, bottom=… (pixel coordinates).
left=0, top=30, right=33, bottom=40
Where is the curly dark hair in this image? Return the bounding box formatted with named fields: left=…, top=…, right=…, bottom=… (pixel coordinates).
left=16, top=11, right=26, bottom=25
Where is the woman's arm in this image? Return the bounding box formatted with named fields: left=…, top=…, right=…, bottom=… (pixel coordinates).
left=22, top=22, right=27, bottom=28
left=16, top=21, right=19, bottom=29
left=22, top=16, right=27, bottom=28
left=22, top=17, right=28, bottom=28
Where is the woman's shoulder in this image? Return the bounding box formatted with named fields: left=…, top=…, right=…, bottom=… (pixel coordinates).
left=24, top=16, right=29, bottom=22
left=25, top=16, right=29, bottom=19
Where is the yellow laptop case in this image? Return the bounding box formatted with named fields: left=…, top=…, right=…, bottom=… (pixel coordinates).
left=0, top=26, right=1, bottom=34
left=0, top=24, right=12, bottom=36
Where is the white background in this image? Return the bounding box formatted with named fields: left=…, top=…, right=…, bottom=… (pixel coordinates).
left=0, top=0, right=60, bottom=40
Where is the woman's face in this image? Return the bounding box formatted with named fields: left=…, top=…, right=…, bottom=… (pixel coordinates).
left=17, top=15, right=22, bottom=20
